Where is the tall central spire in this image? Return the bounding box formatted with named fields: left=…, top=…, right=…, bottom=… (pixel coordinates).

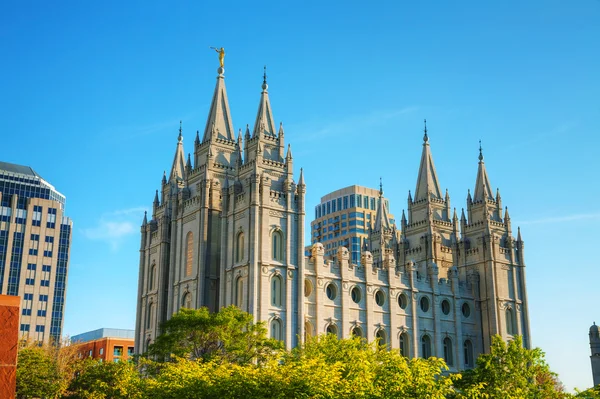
left=169, top=121, right=186, bottom=183
left=202, top=67, right=235, bottom=142
left=374, top=179, right=391, bottom=232
left=252, top=66, right=277, bottom=137
left=473, top=141, right=494, bottom=202
left=414, top=119, right=442, bottom=202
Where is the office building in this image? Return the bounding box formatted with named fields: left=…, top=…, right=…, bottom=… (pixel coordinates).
left=0, top=162, right=72, bottom=343
left=72, top=328, right=135, bottom=362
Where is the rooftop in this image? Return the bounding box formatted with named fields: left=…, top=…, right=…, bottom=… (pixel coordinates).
left=71, top=328, right=135, bottom=344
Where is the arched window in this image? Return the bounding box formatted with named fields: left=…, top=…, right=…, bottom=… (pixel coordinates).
left=443, top=337, right=454, bottom=366
left=506, top=308, right=516, bottom=335
left=351, top=286, right=361, bottom=304
left=464, top=340, right=474, bottom=368
left=182, top=292, right=192, bottom=309
left=398, top=293, right=408, bottom=310
left=304, top=321, right=313, bottom=341
left=146, top=302, right=154, bottom=329
left=271, top=275, right=283, bottom=307
left=149, top=263, right=156, bottom=291
left=272, top=230, right=283, bottom=261
left=235, top=277, right=244, bottom=309
left=399, top=332, right=409, bottom=357
left=185, top=232, right=193, bottom=277
left=144, top=338, right=151, bottom=353
left=376, top=329, right=386, bottom=346
left=351, top=326, right=362, bottom=338
left=304, top=279, right=313, bottom=297
left=236, top=232, right=244, bottom=263
left=421, top=334, right=432, bottom=359
left=271, top=318, right=282, bottom=341
left=326, top=324, right=338, bottom=337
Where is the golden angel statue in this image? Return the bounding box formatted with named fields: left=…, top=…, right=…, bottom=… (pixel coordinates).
left=210, top=47, right=225, bottom=68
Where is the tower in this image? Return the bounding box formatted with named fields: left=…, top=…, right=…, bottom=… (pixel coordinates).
left=590, top=323, right=600, bottom=386
left=135, top=64, right=305, bottom=352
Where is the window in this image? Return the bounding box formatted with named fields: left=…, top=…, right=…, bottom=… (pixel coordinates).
left=27, top=263, right=36, bottom=270
left=40, top=280, right=50, bottom=287
left=22, top=309, right=32, bottom=316
left=235, top=277, right=244, bottom=309
left=441, top=300, right=451, bottom=315
left=149, top=264, right=156, bottom=290
left=114, top=346, right=123, bottom=357
left=443, top=337, right=454, bottom=366
left=25, top=278, right=35, bottom=285
left=325, top=283, right=337, bottom=300
left=420, top=296, right=430, bottom=312
left=35, top=325, right=45, bottom=333
left=375, top=329, right=386, bottom=346
left=42, top=265, right=51, bottom=272
left=464, top=340, right=474, bottom=368
left=20, top=324, right=30, bottom=332
left=127, top=347, right=134, bottom=357
left=462, top=303, right=471, bottom=318
left=506, top=308, right=516, bottom=335
left=272, top=230, right=283, bottom=261
left=182, top=292, right=192, bottom=309
left=185, top=232, right=193, bottom=277
left=350, top=326, right=362, bottom=338
left=100, top=348, right=104, bottom=355
left=146, top=302, right=154, bottom=329
left=236, top=232, right=244, bottom=262
left=399, top=332, right=409, bottom=357
left=37, top=310, right=47, bottom=317
left=351, top=286, right=361, bottom=304
left=305, top=321, right=313, bottom=341
left=398, top=293, right=408, bottom=310
left=24, top=293, right=33, bottom=300
left=421, top=335, right=432, bottom=359
left=271, top=318, right=282, bottom=341
left=304, top=279, right=312, bottom=297
left=326, top=324, right=338, bottom=337
left=271, top=275, right=282, bottom=307
left=375, top=290, right=385, bottom=307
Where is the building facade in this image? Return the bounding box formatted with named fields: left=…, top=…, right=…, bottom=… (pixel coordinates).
left=311, top=185, right=394, bottom=264
left=0, top=162, right=72, bottom=343
left=136, top=64, right=530, bottom=370
left=590, top=323, right=600, bottom=386
left=72, top=328, right=135, bottom=363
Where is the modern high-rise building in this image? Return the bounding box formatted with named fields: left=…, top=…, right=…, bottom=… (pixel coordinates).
left=311, top=185, right=394, bottom=264
left=137, top=60, right=531, bottom=370
left=0, top=162, right=72, bottom=343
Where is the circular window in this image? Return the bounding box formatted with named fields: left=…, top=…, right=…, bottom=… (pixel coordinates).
left=326, top=324, right=338, bottom=336
left=441, top=299, right=451, bottom=315
left=398, top=293, right=408, bottom=310
left=375, top=290, right=385, bottom=307
left=304, top=279, right=312, bottom=297
left=420, top=296, right=430, bottom=312
left=326, top=283, right=337, bottom=300
left=462, top=303, right=471, bottom=318
left=351, top=286, right=361, bottom=303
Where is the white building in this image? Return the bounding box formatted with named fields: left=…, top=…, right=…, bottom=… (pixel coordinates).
left=135, top=64, right=530, bottom=370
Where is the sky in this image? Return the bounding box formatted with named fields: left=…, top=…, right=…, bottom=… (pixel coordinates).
left=1, top=0, right=599, bottom=391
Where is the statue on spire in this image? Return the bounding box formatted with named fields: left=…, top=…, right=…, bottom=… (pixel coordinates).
left=210, top=47, right=225, bottom=68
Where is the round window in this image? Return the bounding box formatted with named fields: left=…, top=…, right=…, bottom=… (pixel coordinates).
left=462, top=303, right=471, bottom=318
left=304, top=279, right=312, bottom=297
left=351, top=286, right=361, bottom=303
left=441, top=299, right=451, bottom=315
left=420, top=296, right=430, bottom=312
left=375, top=290, right=385, bottom=307
left=326, top=283, right=337, bottom=300
left=398, top=293, right=408, bottom=310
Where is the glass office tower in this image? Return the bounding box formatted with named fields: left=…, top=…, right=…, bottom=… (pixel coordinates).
left=0, top=161, right=72, bottom=343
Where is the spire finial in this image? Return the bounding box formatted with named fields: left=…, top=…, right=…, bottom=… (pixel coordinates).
left=178, top=121, right=183, bottom=142
left=423, top=119, right=428, bottom=143
left=379, top=177, right=383, bottom=197
left=262, top=65, right=268, bottom=91
left=478, top=140, right=483, bottom=161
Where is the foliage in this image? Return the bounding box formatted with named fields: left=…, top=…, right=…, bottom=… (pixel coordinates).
left=16, top=338, right=82, bottom=399
left=147, top=305, right=282, bottom=364
left=575, top=385, right=600, bottom=399
left=455, top=335, right=570, bottom=399
left=65, top=359, right=144, bottom=399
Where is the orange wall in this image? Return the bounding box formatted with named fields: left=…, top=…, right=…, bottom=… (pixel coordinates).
left=0, top=295, right=20, bottom=399
left=74, top=337, right=134, bottom=362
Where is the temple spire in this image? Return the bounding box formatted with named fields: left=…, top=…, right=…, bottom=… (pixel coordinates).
left=169, top=122, right=186, bottom=183
left=252, top=66, right=277, bottom=137
left=473, top=140, right=494, bottom=202
left=202, top=66, right=235, bottom=142
left=374, top=182, right=391, bottom=232
left=414, top=119, right=443, bottom=201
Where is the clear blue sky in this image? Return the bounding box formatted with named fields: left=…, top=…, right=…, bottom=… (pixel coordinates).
left=1, top=0, right=599, bottom=391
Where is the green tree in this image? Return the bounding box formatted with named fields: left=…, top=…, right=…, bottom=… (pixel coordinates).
left=456, top=335, right=569, bottom=399
left=147, top=306, right=282, bottom=364
left=575, top=385, right=600, bottom=399
left=16, top=345, right=63, bottom=399
left=65, top=359, right=144, bottom=399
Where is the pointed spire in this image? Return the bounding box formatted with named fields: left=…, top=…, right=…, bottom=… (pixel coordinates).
left=401, top=209, right=407, bottom=230
left=467, top=189, right=472, bottom=204
left=153, top=189, right=159, bottom=207
left=461, top=208, right=467, bottom=223
left=453, top=208, right=458, bottom=222
left=278, top=122, right=285, bottom=137
left=186, top=153, right=192, bottom=172
left=474, top=140, right=494, bottom=202
left=504, top=206, right=511, bottom=221
left=162, top=170, right=167, bottom=185
left=298, top=168, right=305, bottom=186
left=517, top=226, right=522, bottom=242
left=202, top=67, right=235, bottom=142
left=408, top=190, right=412, bottom=202
left=142, top=210, right=148, bottom=226
left=252, top=67, right=277, bottom=137
left=414, top=120, right=443, bottom=201
left=245, top=124, right=251, bottom=138
left=195, top=130, right=200, bottom=146
left=374, top=188, right=391, bottom=232
left=169, top=123, right=186, bottom=183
